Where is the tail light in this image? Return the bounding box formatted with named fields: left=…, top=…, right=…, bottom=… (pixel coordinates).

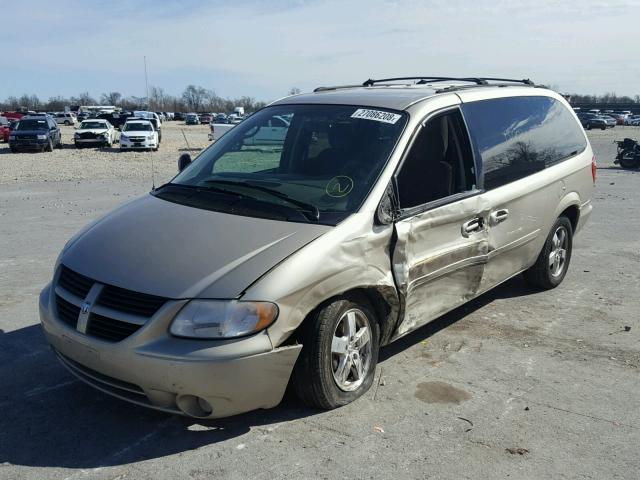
left=591, top=155, right=597, bottom=183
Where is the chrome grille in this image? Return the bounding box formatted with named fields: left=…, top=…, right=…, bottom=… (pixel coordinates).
left=55, top=265, right=167, bottom=343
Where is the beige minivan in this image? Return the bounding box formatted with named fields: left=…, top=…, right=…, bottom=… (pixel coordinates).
left=39, top=77, right=595, bottom=418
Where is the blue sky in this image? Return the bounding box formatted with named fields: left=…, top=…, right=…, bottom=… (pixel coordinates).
left=2, top=0, right=640, bottom=102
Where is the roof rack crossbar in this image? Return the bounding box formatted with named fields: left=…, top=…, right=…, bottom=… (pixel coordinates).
left=361, top=77, right=535, bottom=87
left=362, top=77, right=488, bottom=87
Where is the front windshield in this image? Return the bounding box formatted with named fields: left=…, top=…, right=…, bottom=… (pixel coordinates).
left=16, top=119, right=48, bottom=130
left=80, top=121, right=107, bottom=129
left=161, top=104, right=407, bottom=224
left=123, top=123, right=151, bottom=132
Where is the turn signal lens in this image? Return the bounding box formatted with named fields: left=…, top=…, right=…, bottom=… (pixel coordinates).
left=591, top=155, right=597, bottom=183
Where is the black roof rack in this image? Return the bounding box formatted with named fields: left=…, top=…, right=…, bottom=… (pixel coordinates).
left=313, top=77, right=536, bottom=94
left=362, top=76, right=535, bottom=87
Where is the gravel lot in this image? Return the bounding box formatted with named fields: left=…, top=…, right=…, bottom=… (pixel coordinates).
left=0, top=125, right=639, bottom=480
left=0, top=122, right=212, bottom=185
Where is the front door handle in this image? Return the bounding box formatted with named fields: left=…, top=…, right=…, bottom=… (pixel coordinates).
left=489, top=209, right=509, bottom=225
left=461, top=217, right=483, bottom=237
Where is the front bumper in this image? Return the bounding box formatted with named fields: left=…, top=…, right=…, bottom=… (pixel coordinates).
left=120, top=138, right=157, bottom=149
left=75, top=137, right=109, bottom=144
left=9, top=138, right=48, bottom=148
left=39, top=283, right=301, bottom=418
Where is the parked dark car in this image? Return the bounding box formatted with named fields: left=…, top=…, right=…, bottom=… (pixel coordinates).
left=8, top=115, right=62, bottom=152
left=199, top=113, right=213, bottom=124
left=185, top=113, right=200, bottom=125
left=576, top=112, right=607, bottom=130
left=214, top=113, right=228, bottom=124
left=96, top=111, right=133, bottom=130
left=174, top=112, right=185, bottom=121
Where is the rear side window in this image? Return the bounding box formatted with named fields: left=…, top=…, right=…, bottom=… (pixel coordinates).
left=461, top=96, right=587, bottom=190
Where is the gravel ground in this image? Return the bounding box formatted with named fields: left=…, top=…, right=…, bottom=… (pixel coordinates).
left=0, top=122, right=212, bottom=185
left=0, top=126, right=639, bottom=480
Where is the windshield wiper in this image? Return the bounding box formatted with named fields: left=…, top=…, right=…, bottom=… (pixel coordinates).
left=202, top=179, right=320, bottom=221
left=159, top=182, right=245, bottom=198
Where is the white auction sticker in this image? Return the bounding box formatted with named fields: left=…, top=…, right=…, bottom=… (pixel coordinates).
left=351, top=108, right=402, bottom=124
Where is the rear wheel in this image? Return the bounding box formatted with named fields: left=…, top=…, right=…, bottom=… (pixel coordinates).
left=619, top=154, right=640, bottom=169
left=45, top=139, right=53, bottom=152
left=524, top=216, right=573, bottom=290
left=292, top=296, right=379, bottom=409
left=601, top=125, right=606, bottom=130
left=585, top=123, right=592, bottom=130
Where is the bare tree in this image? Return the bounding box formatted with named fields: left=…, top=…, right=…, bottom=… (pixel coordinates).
left=182, top=85, right=208, bottom=111
left=100, top=92, right=122, bottom=106
left=149, top=86, right=166, bottom=110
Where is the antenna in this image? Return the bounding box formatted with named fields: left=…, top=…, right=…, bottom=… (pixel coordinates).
left=144, top=56, right=156, bottom=190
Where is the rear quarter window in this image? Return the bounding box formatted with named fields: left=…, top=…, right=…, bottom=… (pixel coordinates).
left=461, top=96, right=587, bottom=190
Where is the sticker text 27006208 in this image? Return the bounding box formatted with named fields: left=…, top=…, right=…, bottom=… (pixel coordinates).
left=351, top=109, right=402, bottom=124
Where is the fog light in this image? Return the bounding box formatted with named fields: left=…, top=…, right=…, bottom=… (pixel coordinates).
left=176, top=394, right=213, bottom=418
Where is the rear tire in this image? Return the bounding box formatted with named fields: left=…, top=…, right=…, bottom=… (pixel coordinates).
left=585, top=123, right=592, bottom=130
left=601, top=125, right=606, bottom=130
left=45, top=139, right=53, bottom=152
left=619, top=155, right=640, bottom=169
left=523, top=216, right=573, bottom=290
left=292, top=295, right=380, bottom=410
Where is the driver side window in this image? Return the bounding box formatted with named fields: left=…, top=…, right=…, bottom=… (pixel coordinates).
left=396, top=109, right=476, bottom=210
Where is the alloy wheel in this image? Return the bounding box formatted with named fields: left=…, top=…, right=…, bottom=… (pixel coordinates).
left=549, top=226, right=568, bottom=277
left=331, top=309, right=373, bottom=392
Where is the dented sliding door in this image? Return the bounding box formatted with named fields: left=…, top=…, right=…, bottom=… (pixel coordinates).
left=392, top=194, right=488, bottom=338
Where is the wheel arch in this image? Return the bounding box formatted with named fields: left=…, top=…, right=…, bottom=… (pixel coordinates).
left=282, top=284, right=401, bottom=348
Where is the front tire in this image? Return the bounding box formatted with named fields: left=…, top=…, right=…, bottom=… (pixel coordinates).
left=585, top=123, right=592, bottom=130
left=524, top=216, right=573, bottom=290
left=292, top=296, right=379, bottom=409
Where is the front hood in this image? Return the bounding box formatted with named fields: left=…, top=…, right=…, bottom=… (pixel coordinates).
left=61, top=194, right=331, bottom=299
left=13, top=130, right=47, bottom=136
left=121, top=130, right=151, bottom=135
left=76, top=128, right=108, bottom=134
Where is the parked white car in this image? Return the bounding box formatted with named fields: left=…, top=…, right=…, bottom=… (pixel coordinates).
left=624, top=115, right=640, bottom=126
left=74, top=119, right=116, bottom=148
left=53, top=112, right=77, bottom=126
left=120, top=120, right=159, bottom=151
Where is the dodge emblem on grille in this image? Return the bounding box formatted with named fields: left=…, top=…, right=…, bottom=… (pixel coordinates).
left=81, top=301, right=91, bottom=314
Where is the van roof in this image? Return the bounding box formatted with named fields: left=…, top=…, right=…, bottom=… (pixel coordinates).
left=271, top=78, right=547, bottom=111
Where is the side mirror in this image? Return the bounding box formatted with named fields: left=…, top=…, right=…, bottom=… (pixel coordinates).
left=178, top=153, right=192, bottom=172
left=375, top=183, right=397, bottom=225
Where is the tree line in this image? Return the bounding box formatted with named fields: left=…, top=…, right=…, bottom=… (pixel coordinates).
left=567, top=92, right=640, bottom=105
left=0, top=84, right=303, bottom=113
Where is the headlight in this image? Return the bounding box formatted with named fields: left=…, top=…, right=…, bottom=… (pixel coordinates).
left=120, top=135, right=128, bottom=140
left=37, top=134, right=47, bottom=140
left=74, top=133, right=80, bottom=138
left=147, top=134, right=154, bottom=140
left=170, top=300, right=278, bottom=339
